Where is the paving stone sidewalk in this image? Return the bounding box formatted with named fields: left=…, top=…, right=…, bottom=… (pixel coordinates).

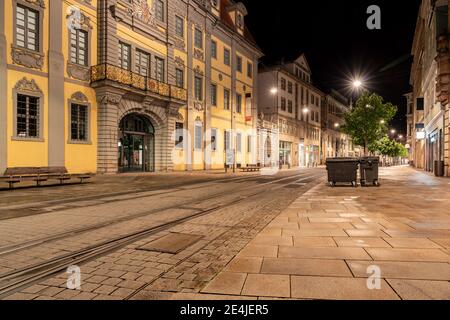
left=201, top=166, right=450, bottom=300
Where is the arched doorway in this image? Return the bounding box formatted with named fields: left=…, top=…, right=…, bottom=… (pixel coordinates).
left=118, top=113, right=155, bottom=172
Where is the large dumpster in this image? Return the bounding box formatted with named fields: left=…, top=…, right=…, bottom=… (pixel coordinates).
left=360, top=157, right=380, bottom=186
left=326, top=158, right=359, bottom=187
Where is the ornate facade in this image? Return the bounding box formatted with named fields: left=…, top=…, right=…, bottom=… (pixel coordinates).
left=0, top=0, right=262, bottom=174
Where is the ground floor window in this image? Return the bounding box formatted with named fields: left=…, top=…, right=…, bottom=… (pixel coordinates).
left=279, top=141, right=292, bottom=166
left=16, top=94, right=39, bottom=138
left=70, top=103, right=88, bottom=142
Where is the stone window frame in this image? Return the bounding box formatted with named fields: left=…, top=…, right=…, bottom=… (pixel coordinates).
left=236, top=55, right=242, bottom=73
left=175, top=14, right=184, bottom=38
left=210, top=83, right=217, bottom=107
left=175, top=67, right=184, bottom=88
left=194, top=27, right=203, bottom=50
left=155, top=0, right=166, bottom=24
left=12, top=0, right=45, bottom=69
left=66, top=10, right=93, bottom=68
left=211, top=39, right=217, bottom=59
left=194, top=121, right=203, bottom=151
left=223, top=47, right=231, bottom=66
left=194, top=75, right=203, bottom=101
left=12, top=79, right=44, bottom=142
left=117, top=36, right=168, bottom=83
left=67, top=94, right=92, bottom=145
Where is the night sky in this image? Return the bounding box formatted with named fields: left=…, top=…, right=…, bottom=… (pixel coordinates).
left=241, top=0, right=422, bottom=134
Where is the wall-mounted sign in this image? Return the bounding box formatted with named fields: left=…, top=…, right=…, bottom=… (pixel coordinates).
left=416, top=131, right=425, bottom=140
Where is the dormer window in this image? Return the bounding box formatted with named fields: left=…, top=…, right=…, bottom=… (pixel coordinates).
left=226, top=2, right=248, bottom=34
left=237, top=13, right=243, bottom=28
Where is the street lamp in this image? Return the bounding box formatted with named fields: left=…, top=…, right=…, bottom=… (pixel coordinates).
left=390, top=129, right=396, bottom=135
left=334, top=123, right=340, bottom=128
left=302, top=107, right=309, bottom=114
left=270, top=87, right=278, bottom=95
left=380, top=120, right=385, bottom=124
left=353, top=80, right=362, bottom=89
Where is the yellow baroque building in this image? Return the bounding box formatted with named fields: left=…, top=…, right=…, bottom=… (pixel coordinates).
left=0, top=0, right=262, bottom=174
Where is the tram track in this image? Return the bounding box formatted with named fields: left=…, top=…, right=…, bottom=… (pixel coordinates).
left=0, top=171, right=324, bottom=297
left=0, top=171, right=315, bottom=257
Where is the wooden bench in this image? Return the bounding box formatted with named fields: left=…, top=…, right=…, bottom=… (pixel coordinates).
left=0, top=167, right=94, bottom=189
left=240, top=165, right=261, bottom=172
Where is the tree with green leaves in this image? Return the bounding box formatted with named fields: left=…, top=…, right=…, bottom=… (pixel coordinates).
left=369, top=136, right=409, bottom=158
left=341, top=92, right=397, bottom=155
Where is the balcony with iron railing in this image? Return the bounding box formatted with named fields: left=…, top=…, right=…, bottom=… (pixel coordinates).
left=91, top=64, right=187, bottom=102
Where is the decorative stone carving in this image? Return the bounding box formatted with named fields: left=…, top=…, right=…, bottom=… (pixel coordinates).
left=218, top=74, right=223, bottom=81
left=173, top=37, right=186, bottom=51
left=24, top=0, right=45, bottom=9
left=11, top=46, right=44, bottom=70
left=193, top=65, right=204, bottom=76
left=127, top=0, right=157, bottom=27
left=14, top=77, right=43, bottom=94
left=98, top=93, right=122, bottom=105
left=66, top=8, right=93, bottom=30
left=167, top=106, right=180, bottom=118
left=175, top=56, right=185, bottom=68
left=177, top=112, right=185, bottom=122
left=71, top=92, right=89, bottom=103
left=67, top=63, right=90, bottom=82
left=194, top=101, right=204, bottom=111
left=194, top=48, right=204, bottom=60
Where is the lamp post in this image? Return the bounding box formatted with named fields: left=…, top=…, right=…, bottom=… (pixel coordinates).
left=350, top=79, right=362, bottom=107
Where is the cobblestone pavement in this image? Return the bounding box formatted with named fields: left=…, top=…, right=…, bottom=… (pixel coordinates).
left=0, top=168, right=324, bottom=300
left=3, top=166, right=450, bottom=300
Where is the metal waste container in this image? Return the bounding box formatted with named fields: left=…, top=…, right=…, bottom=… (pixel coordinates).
left=434, top=160, right=444, bottom=177
left=360, top=157, right=380, bottom=186
left=326, top=158, right=359, bottom=187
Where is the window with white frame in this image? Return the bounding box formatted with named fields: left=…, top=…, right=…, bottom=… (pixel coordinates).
left=135, top=49, right=150, bottom=76
left=155, top=57, right=165, bottom=82
left=70, top=28, right=88, bottom=66
left=16, top=4, right=39, bottom=51
left=118, top=42, right=131, bottom=70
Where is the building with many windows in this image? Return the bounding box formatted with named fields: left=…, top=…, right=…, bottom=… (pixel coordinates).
left=321, top=89, right=354, bottom=161
left=0, top=0, right=262, bottom=175
left=409, top=0, right=449, bottom=176
left=258, top=54, right=322, bottom=168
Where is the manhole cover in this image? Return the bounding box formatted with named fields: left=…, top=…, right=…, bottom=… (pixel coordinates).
left=137, top=233, right=203, bottom=254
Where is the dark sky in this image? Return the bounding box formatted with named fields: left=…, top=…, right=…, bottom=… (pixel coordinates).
left=241, top=0, right=422, bottom=134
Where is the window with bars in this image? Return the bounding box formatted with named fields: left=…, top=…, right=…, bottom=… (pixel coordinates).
left=175, top=15, right=184, bottom=37
left=175, top=68, right=184, bottom=88
left=16, top=4, right=39, bottom=52
left=236, top=93, right=242, bottom=114
left=118, top=42, right=131, bottom=70
left=194, top=28, right=203, bottom=49
left=156, top=0, right=165, bottom=22
left=70, top=104, right=88, bottom=141
left=16, top=94, right=39, bottom=138
left=224, top=89, right=230, bottom=110
left=194, top=76, right=203, bottom=101
left=70, top=28, right=88, bottom=66
left=155, top=57, right=165, bottom=82
left=211, top=84, right=217, bottom=106
left=135, top=49, right=150, bottom=76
